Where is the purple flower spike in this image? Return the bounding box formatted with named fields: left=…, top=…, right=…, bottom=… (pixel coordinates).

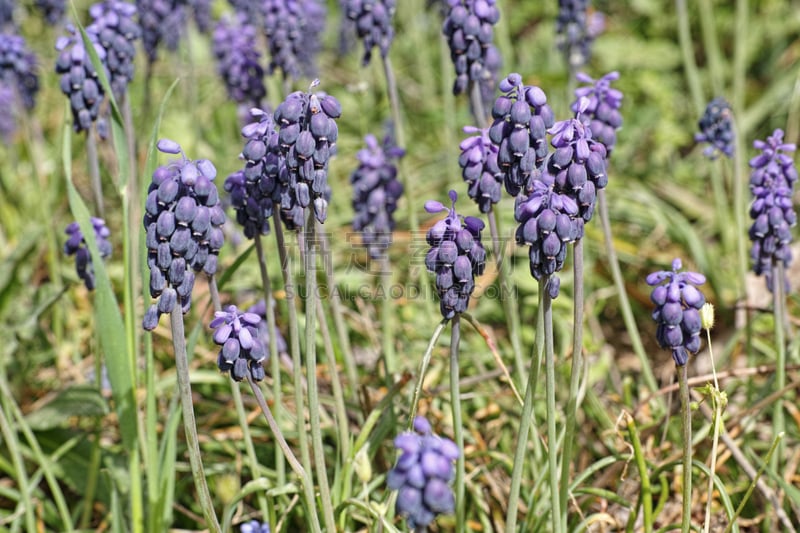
left=212, top=13, right=266, bottom=108
left=343, top=0, right=396, bottom=66
left=458, top=126, right=503, bottom=212
left=143, top=140, right=225, bottom=330
left=273, top=83, right=340, bottom=225
left=239, top=520, right=270, bottom=533
left=0, top=33, right=39, bottom=111
left=695, top=97, right=734, bottom=159
left=63, top=217, right=113, bottom=291
left=351, top=131, right=405, bottom=259
left=748, top=128, right=797, bottom=292
left=572, top=71, right=623, bottom=155
left=442, top=0, right=502, bottom=108
left=387, top=417, right=458, bottom=529
left=646, top=259, right=707, bottom=366
left=55, top=25, right=108, bottom=133
left=262, top=0, right=326, bottom=80
left=514, top=173, right=582, bottom=294
left=87, top=0, right=141, bottom=99
left=137, top=0, right=187, bottom=65
left=425, top=191, right=486, bottom=319
left=210, top=305, right=267, bottom=382
left=489, top=73, right=555, bottom=196
left=556, top=0, right=602, bottom=69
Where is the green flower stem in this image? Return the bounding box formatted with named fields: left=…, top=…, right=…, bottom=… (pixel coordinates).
left=254, top=234, right=286, bottom=486
left=730, top=117, right=752, bottom=365
left=487, top=207, right=526, bottom=385
left=722, top=433, right=786, bottom=533
left=0, top=391, right=36, bottom=532
left=450, top=315, right=465, bottom=533
left=703, top=396, right=724, bottom=532
left=247, top=375, right=323, bottom=533
left=597, top=190, right=661, bottom=401
left=304, top=210, right=336, bottom=532
left=409, top=319, right=449, bottom=426
left=772, top=261, right=787, bottom=470
left=678, top=363, right=692, bottom=533
left=697, top=0, right=725, bottom=96
left=626, top=413, right=653, bottom=533
left=543, top=276, right=563, bottom=533
left=381, top=255, right=396, bottom=377
left=505, top=290, right=546, bottom=532
left=315, top=294, right=351, bottom=462
left=469, top=80, right=488, bottom=128
left=273, top=220, right=317, bottom=528
left=86, top=131, right=104, bottom=218
left=169, top=305, right=222, bottom=533
left=675, top=0, right=705, bottom=115
left=318, top=230, right=358, bottom=396
left=560, top=238, right=585, bottom=530
left=733, top=0, right=748, bottom=116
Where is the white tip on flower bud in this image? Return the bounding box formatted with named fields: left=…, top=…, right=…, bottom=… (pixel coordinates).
left=700, top=302, right=715, bottom=330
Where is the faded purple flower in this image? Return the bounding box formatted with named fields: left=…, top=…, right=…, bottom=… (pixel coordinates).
left=695, top=97, right=734, bottom=159
left=343, top=0, right=396, bottom=66
left=262, top=0, right=325, bottom=80
left=0, top=32, right=39, bottom=110
left=351, top=132, right=404, bottom=259
left=210, top=305, right=267, bottom=381
left=387, top=416, right=459, bottom=530
left=572, top=71, right=622, bottom=155
left=213, top=13, right=266, bottom=107
left=63, top=217, right=113, bottom=291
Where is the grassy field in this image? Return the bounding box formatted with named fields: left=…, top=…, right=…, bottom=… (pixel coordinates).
left=1, top=0, right=800, bottom=531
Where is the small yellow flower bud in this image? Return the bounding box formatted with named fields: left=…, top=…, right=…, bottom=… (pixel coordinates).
left=700, top=302, right=715, bottom=330
left=354, top=446, right=372, bottom=484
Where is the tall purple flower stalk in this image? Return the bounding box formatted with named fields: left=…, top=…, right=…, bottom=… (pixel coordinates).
left=546, top=97, right=607, bottom=222
left=351, top=132, right=405, bottom=259
left=0, top=32, right=39, bottom=110
left=748, top=128, right=797, bottom=292
left=442, top=0, right=501, bottom=99
left=136, top=0, right=186, bottom=65
left=273, top=80, right=341, bottom=225
left=55, top=26, right=108, bottom=132
left=343, top=0, right=396, bottom=66
left=646, top=258, right=707, bottom=366
left=556, top=0, right=603, bottom=70
left=143, top=139, right=225, bottom=330
left=262, top=0, right=325, bottom=81
left=212, top=13, right=266, bottom=108
left=87, top=0, right=140, bottom=99
left=489, top=73, right=554, bottom=196
left=387, top=416, right=459, bottom=530
left=424, top=191, right=487, bottom=319
left=572, top=71, right=623, bottom=156
left=36, top=0, right=67, bottom=25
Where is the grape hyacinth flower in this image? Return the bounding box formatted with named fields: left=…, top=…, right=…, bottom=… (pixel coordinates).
left=136, top=0, right=186, bottom=65
left=0, top=32, right=40, bottom=110
left=514, top=172, right=582, bottom=296
left=442, top=0, right=501, bottom=97
left=262, top=0, right=326, bottom=80
left=343, top=0, right=396, bottom=66
left=0, top=0, right=11, bottom=29
left=212, top=14, right=266, bottom=108
left=274, top=80, right=341, bottom=224
left=387, top=416, right=459, bottom=530
left=240, top=520, right=270, bottom=533
left=572, top=71, right=623, bottom=156
left=63, top=217, right=113, bottom=291
left=189, top=0, right=212, bottom=33
left=748, top=128, right=798, bottom=292
left=35, top=0, right=67, bottom=24
left=489, top=73, right=555, bottom=196
left=424, top=190, right=487, bottom=319
left=555, top=0, right=600, bottom=70
left=695, top=97, right=734, bottom=159
left=224, top=108, right=283, bottom=237
left=55, top=26, right=108, bottom=132
left=351, top=132, right=405, bottom=259
left=142, top=139, right=225, bottom=330
left=87, top=0, right=141, bottom=99
left=546, top=97, right=607, bottom=222
left=210, top=305, right=267, bottom=382
left=646, top=258, right=707, bottom=366
left=458, top=125, right=502, bottom=213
